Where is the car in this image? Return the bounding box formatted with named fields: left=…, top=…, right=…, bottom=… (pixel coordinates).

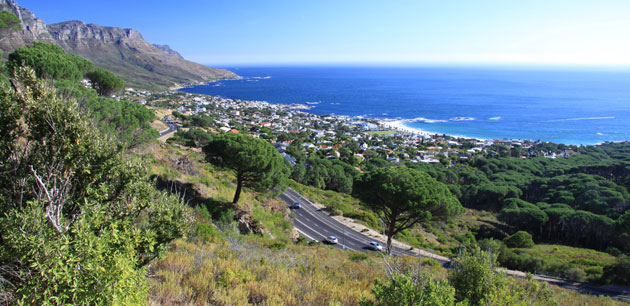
left=325, top=236, right=338, bottom=244
left=291, top=201, right=301, bottom=209
left=368, top=241, right=383, bottom=251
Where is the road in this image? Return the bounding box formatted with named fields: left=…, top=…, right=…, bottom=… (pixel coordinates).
left=279, top=187, right=630, bottom=301
left=280, top=188, right=451, bottom=264
left=159, top=115, right=179, bottom=136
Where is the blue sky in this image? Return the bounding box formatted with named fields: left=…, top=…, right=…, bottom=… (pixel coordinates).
left=19, top=0, right=630, bottom=66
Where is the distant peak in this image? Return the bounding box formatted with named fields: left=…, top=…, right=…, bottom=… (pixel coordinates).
left=153, top=44, right=184, bottom=59
left=51, top=20, right=85, bottom=26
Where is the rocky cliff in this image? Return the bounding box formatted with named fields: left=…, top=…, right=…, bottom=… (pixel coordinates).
left=0, top=0, right=237, bottom=89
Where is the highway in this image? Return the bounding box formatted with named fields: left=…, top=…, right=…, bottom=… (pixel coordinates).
left=279, top=188, right=451, bottom=264
left=279, top=187, right=630, bottom=301
left=159, top=115, right=179, bottom=136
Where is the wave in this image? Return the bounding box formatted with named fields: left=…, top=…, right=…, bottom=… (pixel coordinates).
left=544, top=116, right=615, bottom=122
left=449, top=117, right=475, bottom=121
left=488, top=116, right=501, bottom=120
left=596, top=132, right=605, bottom=136
left=406, top=117, right=448, bottom=123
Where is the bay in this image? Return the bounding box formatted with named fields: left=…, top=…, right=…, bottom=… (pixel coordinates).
left=180, top=66, right=630, bottom=145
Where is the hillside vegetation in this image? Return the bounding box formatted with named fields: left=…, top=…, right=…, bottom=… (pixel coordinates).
left=1, top=37, right=629, bottom=304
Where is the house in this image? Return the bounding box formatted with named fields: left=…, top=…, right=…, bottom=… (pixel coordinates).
left=280, top=152, right=297, bottom=165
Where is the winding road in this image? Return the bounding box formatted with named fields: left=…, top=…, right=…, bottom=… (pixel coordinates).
left=279, top=187, right=630, bottom=302
left=159, top=115, right=179, bottom=136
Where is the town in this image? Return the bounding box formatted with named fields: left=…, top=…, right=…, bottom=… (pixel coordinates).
left=123, top=87, right=577, bottom=169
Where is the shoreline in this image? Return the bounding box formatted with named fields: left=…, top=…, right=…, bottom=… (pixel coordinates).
left=378, top=119, right=434, bottom=137
left=175, top=85, right=616, bottom=146
left=377, top=118, right=487, bottom=142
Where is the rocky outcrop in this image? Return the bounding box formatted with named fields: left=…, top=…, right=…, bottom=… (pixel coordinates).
left=0, top=0, right=54, bottom=51
left=235, top=210, right=266, bottom=235
left=153, top=44, right=184, bottom=59
left=0, top=0, right=237, bottom=89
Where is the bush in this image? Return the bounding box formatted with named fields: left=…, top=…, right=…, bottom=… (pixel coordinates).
left=565, top=267, right=587, bottom=282
left=361, top=272, right=456, bottom=306
left=421, top=258, right=440, bottom=267
left=504, top=231, right=535, bottom=248
left=449, top=247, right=554, bottom=305
left=330, top=208, right=343, bottom=216
left=195, top=221, right=218, bottom=242
left=449, top=247, right=498, bottom=304
left=0, top=68, right=190, bottom=304
left=268, top=241, right=286, bottom=250
left=349, top=252, right=369, bottom=262
left=600, top=255, right=630, bottom=285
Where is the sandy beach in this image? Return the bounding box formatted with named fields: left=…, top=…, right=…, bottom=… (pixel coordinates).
left=378, top=119, right=434, bottom=137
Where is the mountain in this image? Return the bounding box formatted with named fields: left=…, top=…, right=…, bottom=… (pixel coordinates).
left=153, top=44, right=184, bottom=59
left=0, top=0, right=237, bottom=89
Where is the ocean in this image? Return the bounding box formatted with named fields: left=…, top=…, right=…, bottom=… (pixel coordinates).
left=179, top=66, right=630, bottom=145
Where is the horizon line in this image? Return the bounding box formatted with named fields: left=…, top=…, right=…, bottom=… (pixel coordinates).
left=201, top=61, right=630, bottom=71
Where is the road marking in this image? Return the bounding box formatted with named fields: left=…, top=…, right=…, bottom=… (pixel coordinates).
left=295, top=228, right=317, bottom=241
left=293, top=214, right=357, bottom=251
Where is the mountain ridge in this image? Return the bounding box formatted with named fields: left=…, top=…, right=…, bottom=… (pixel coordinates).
left=0, top=0, right=237, bottom=89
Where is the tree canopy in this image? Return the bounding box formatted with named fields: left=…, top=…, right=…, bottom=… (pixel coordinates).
left=203, top=133, right=289, bottom=204
left=7, top=42, right=93, bottom=81
left=85, top=67, right=124, bottom=96
left=0, top=11, right=20, bottom=32
left=0, top=68, right=190, bottom=304
left=353, top=167, right=463, bottom=254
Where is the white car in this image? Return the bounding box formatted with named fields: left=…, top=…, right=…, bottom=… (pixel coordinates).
left=325, top=236, right=338, bottom=244
left=368, top=241, right=383, bottom=251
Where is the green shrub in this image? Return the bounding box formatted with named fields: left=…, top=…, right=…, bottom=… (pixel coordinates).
left=268, top=241, right=286, bottom=250
left=195, top=221, right=218, bottom=242
left=0, top=68, right=190, bottom=305
left=565, top=267, right=587, bottom=282
left=601, top=255, right=630, bottom=285
left=504, top=231, right=535, bottom=248
left=421, top=258, right=440, bottom=267
left=330, top=208, right=343, bottom=216
left=361, top=272, right=456, bottom=306
left=349, top=252, right=369, bottom=262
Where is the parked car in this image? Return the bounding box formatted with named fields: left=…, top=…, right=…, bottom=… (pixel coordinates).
left=291, top=201, right=301, bottom=209
left=325, top=236, right=338, bottom=244
left=368, top=241, right=383, bottom=251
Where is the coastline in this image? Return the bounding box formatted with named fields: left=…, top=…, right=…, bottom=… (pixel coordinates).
left=378, top=119, right=434, bottom=137
left=169, top=75, right=243, bottom=91
left=377, top=118, right=487, bottom=142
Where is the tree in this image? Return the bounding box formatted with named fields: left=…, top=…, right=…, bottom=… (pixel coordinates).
left=503, top=231, right=535, bottom=248
left=0, top=68, right=190, bottom=304
left=54, top=79, right=158, bottom=147
left=7, top=42, right=93, bottom=81
left=203, top=133, right=289, bottom=204
left=85, top=67, right=124, bottom=96
left=499, top=198, right=548, bottom=235
left=353, top=167, right=463, bottom=254
left=0, top=11, right=20, bottom=33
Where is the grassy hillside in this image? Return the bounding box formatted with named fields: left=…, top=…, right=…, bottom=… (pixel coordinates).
left=141, top=142, right=628, bottom=305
